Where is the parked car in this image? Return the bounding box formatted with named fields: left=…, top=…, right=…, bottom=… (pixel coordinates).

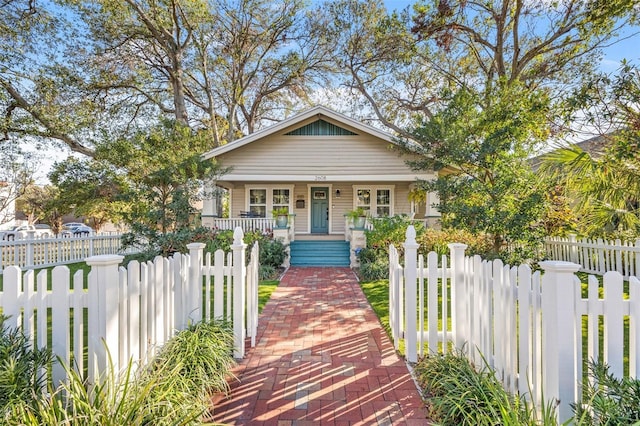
left=61, top=223, right=94, bottom=237
left=0, top=224, right=53, bottom=240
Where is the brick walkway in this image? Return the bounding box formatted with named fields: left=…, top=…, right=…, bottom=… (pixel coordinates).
left=210, top=267, right=430, bottom=425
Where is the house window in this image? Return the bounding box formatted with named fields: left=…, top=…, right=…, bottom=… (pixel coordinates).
left=249, top=189, right=267, bottom=217
left=376, top=189, right=391, bottom=216
left=356, top=189, right=371, bottom=215
left=272, top=189, right=290, bottom=214
left=246, top=186, right=293, bottom=217
left=354, top=186, right=394, bottom=217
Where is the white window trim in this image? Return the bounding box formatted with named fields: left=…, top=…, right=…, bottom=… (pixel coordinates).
left=352, top=185, right=395, bottom=217
left=245, top=184, right=295, bottom=216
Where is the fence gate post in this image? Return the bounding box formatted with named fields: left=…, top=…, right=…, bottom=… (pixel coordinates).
left=636, top=238, right=640, bottom=277
left=404, top=226, right=419, bottom=363
left=86, top=254, right=124, bottom=384
left=187, top=242, right=206, bottom=325
left=231, top=227, right=247, bottom=358
left=448, top=243, right=468, bottom=351
left=539, top=260, right=581, bottom=424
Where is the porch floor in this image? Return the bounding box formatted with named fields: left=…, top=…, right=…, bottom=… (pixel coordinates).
left=209, top=267, right=430, bottom=425
left=293, top=234, right=345, bottom=241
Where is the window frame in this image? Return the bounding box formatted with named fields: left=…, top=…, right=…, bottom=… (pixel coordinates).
left=352, top=185, right=395, bottom=217
left=245, top=185, right=294, bottom=217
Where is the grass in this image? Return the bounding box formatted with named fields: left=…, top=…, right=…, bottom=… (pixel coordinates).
left=258, top=280, right=278, bottom=313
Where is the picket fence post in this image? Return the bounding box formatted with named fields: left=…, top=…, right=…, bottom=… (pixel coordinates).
left=539, top=260, right=581, bottom=424
left=404, top=226, right=419, bottom=363
left=448, top=243, right=468, bottom=351
left=636, top=238, right=640, bottom=278
left=187, top=242, right=206, bottom=324
left=86, top=254, right=124, bottom=384
left=231, top=227, right=247, bottom=358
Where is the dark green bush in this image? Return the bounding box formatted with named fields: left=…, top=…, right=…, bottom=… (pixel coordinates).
left=259, top=238, right=286, bottom=269
left=0, top=315, right=52, bottom=416
left=572, top=360, right=640, bottom=425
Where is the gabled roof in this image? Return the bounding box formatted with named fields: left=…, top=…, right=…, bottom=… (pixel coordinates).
left=202, top=105, right=399, bottom=160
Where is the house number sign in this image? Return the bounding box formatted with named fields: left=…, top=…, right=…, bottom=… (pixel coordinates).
left=314, top=175, right=327, bottom=181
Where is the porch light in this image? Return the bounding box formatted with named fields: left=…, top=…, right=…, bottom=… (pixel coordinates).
left=335, top=189, right=341, bottom=198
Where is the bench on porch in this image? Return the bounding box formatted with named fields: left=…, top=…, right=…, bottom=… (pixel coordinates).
left=239, top=211, right=262, bottom=218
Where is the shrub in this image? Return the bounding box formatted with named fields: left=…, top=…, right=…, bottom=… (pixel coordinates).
left=572, top=360, right=640, bottom=425
left=0, top=315, right=52, bottom=417
left=414, top=350, right=551, bottom=425
left=357, top=215, right=496, bottom=280
left=144, top=319, right=236, bottom=422
left=5, top=319, right=235, bottom=425
left=259, top=238, right=286, bottom=269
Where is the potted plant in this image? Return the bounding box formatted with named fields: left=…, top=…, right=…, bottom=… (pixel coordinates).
left=346, top=207, right=367, bottom=229
left=272, top=207, right=289, bottom=228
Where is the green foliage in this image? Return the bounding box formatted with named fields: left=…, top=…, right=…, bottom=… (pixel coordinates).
left=48, top=157, right=127, bottom=230
left=144, top=320, right=236, bottom=419
left=572, top=360, right=640, bottom=425
left=407, top=82, right=550, bottom=256
left=5, top=319, right=235, bottom=425
left=97, top=120, right=221, bottom=234
left=357, top=215, right=496, bottom=280
left=346, top=207, right=368, bottom=220
left=542, top=64, right=640, bottom=238
left=414, top=350, right=553, bottom=426
left=0, top=315, right=52, bottom=417
left=259, top=238, right=286, bottom=270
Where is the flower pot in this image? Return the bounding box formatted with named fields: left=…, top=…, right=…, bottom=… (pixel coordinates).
left=353, top=216, right=366, bottom=229
left=275, top=214, right=288, bottom=228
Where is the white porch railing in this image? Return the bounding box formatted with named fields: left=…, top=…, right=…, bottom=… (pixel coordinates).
left=0, top=227, right=259, bottom=388
left=545, top=234, right=640, bottom=279
left=391, top=225, right=640, bottom=423
left=210, top=217, right=275, bottom=233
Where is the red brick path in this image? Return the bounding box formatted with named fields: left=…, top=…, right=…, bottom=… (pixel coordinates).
left=209, top=267, right=430, bottom=425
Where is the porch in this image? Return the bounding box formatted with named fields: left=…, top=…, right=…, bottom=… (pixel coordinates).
left=205, top=216, right=367, bottom=267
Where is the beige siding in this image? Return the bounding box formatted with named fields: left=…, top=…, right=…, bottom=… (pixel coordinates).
left=229, top=182, right=415, bottom=234
left=217, top=133, right=416, bottom=177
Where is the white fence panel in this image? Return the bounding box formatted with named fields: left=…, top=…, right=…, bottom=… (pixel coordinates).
left=391, top=225, right=640, bottom=424
left=545, top=235, right=640, bottom=278
left=0, top=227, right=260, bottom=389
left=0, top=234, right=139, bottom=274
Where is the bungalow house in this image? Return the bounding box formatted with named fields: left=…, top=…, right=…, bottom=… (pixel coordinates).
left=200, top=106, right=440, bottom=264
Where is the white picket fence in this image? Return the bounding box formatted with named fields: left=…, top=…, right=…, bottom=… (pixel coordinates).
left=545, top=234, right=640, bottom=279
left=0, top=227, right=259, bottom=389
left=0, top=234, right=139, bottom=275
left=390, top=225, right=640, bottom=423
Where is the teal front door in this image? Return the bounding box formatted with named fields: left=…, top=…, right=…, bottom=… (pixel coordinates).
left=311, top=187, right=329, bottom=234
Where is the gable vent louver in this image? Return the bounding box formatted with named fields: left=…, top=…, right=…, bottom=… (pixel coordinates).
left=285, top=119, right=357, bottom=136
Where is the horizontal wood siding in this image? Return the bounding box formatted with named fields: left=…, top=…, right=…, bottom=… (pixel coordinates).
left=217, top=134, right=416, bottom=177
left=292, top=184, right=309, bottom=234
left=228, top=182, right=414, bottom=235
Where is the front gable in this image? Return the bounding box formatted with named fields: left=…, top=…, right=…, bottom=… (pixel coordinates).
left=202, top=106, right=431, bottom=183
